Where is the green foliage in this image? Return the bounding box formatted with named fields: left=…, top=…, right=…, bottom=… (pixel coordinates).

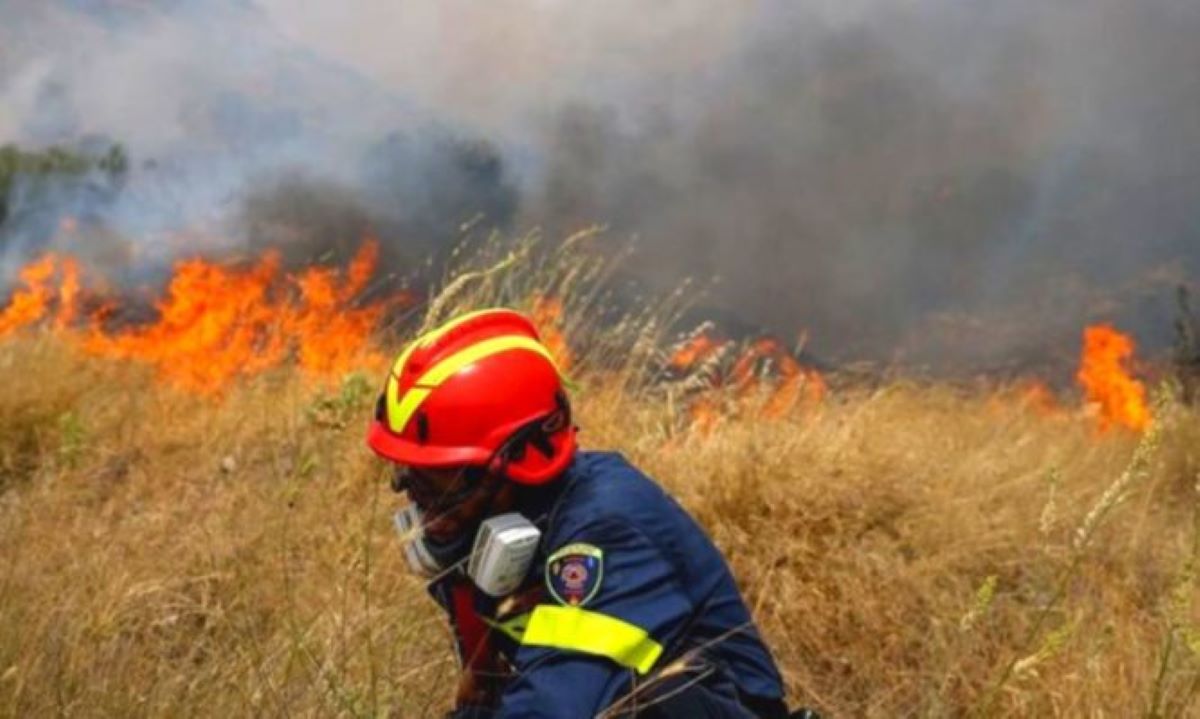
left=0, top=142, right=129, bottom=226
left=305, top=372, right=375, bottom=430
left=56, top=411, right=88, bottom=469
left=97, top=144, right=129, bottom=175
left=0, top=338, right=100, bottom=492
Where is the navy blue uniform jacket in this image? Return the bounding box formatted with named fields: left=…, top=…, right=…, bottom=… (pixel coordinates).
left=429, top=451, right=786, bottom=717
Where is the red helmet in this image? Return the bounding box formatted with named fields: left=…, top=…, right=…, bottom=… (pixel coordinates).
left=367, top=308, right=577, bottom=484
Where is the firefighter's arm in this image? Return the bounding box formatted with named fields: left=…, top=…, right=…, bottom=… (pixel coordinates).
left=494, top=518, right=694, bottom=718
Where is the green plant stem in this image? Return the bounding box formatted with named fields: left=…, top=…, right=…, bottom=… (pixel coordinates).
left=971, top=550, right=1084, bottom=718
left=1147, top=629, right=1175, bottom=719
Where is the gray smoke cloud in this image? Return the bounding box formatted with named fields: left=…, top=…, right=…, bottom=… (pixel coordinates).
left=0, top=0, right=519, bottom=276
left=528, top=0, right=1200, bottom=369
left=2, top=0, right=1198, bottom=371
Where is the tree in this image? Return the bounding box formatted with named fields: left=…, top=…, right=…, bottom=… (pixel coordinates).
left=0, top=142, right=128, bottom=227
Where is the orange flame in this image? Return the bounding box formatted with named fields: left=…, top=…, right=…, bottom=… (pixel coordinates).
left=730, top=337, right=826, bottom=418
left=1, top=240, right=406, bottom=394
left=667, top=332, right=723, bottom=371
left=84, top=251, right=293, bottom=392
left=0, top=255, right=56, bottom=335
left=668, top=330, right=825, bottom=433
left=0, top=254, right=82, bottom=336
left=688, top=395, right=722, bottom=435
left=54, top=258, right=81, bottom=330
left=530, top=294, right=573, bottom=371
left=1076, top=324, right=1150, bottom=432
left=289, top=240, right=387, bottom=376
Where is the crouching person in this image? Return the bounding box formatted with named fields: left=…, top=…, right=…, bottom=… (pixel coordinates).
left=367, top=309, right=813, bottom=718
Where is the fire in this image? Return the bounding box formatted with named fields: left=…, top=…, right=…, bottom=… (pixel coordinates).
left=1076, top=324, right=1150, bottom=432
left=54, top=258, right=81, bottom=330
left=289, top=239, right=387, bottom=376
left=666, top=328, right=826, bottom=433
left=688, top=395, right=722, bottom=436
left=10, top=245, right=1147, bottom=438
left=1, top=240, right=407, bottom=394
left=0, top=254, right=78, bottom=336
left=84, top=251, right=294, bottom=392
left=728, top=337, right=826, bottom=418
left=530, top=294, right=573, bottom=371
left=667, top=331, right=723, bottom=372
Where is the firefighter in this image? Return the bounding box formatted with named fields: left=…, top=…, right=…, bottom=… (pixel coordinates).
left=367, top=308, right=811, bottom=718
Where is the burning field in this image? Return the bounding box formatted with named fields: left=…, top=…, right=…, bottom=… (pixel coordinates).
left=5, top=1, right=1200, bottom=715
left=1, top=236, right=1198, bottom=717
left=0, top=241, right=394, bottom=394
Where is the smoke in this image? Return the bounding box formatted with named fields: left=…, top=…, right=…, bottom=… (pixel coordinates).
left=528, top=0, right=1200, bottom=366
left=0, top=0, right=519, bottom=275
left=2, top=0, right=1199, bottom=369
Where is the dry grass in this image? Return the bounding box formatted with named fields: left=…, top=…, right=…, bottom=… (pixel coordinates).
left=2, top=238, right=1199, bottom=717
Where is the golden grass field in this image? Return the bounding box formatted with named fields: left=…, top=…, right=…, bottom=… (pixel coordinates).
left=1, top=237, right=1199, bottom=717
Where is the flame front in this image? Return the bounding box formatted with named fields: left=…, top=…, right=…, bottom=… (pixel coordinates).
left=289, top=239, right=388, bottom=376
left=729, top=337, right=826, bottom=418
left=1, top=240, right=405, bottom=394
left=667, top=332, right=723, bottom=372
left=3, top=249, right=1155, bottom=433
left=1076, top=324, right=1151, bottom=432
left=667, top=328, right=826, bottom=433
left=0, top=254, right=79, bottom=335
left=530, top=294, right=573, bottom=371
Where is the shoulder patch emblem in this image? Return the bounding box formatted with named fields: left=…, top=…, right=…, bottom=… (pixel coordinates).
left=545, top=543, right=604, bottom=607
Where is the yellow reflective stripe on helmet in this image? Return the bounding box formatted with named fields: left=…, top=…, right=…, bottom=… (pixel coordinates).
left=385, top=314, right=493, bottom=429
left=389, top=341, right=420, bottom=380
left=387, top=335, right=559, bottom=435
left=388, top=308, right=511, bottom=380
left=521, top=605, right=663, bottom=675
left=420, top=335, right=557, bottom=385
left=388, top=387, right=431, bottom=432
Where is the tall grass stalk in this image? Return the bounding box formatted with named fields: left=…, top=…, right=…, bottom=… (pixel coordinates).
left=1147, top=468, right=1200, bottom=719
left=972, top=409, right=1165, bottom=717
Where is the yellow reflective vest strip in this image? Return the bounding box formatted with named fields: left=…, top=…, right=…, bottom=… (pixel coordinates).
left=483, top=612, right=531, bottom=644
left=386, top=335, right=559, bottom=433
left=521, top=605, right=663, bottom=675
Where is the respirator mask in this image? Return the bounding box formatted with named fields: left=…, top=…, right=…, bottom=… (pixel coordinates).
left=393, top=505, right=541, bottom=597
left=389, top=463, right=541, bottom=597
